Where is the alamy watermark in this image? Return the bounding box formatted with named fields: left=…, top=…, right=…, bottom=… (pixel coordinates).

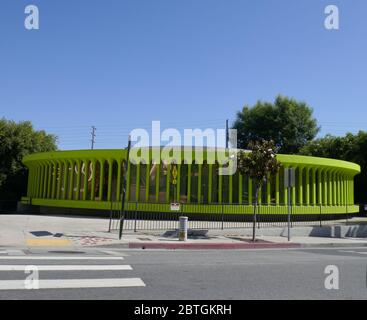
left=128, top=121, right=238, bottom=176
left=324, top=5, right=339, bottom=30
left=24, top=5, right=39, bottom=30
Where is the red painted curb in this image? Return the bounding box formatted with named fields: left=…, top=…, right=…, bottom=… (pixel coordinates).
left=128, top=242, right=301, bottom=250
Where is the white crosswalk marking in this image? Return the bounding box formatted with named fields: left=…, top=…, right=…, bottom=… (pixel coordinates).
left=0, top=265, right=132, bottom=271
left=0, top=250, right=25, bottom=255
left=0, top=256, right=124, bottom=260
left=0, top=254, right=146, bottom=290
left=339, top=250, right=367, bottom=255
left=0, top=278, right=145, bottom=290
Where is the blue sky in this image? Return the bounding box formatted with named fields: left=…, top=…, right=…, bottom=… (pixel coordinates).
left=1, top=0, right=366, bottom=149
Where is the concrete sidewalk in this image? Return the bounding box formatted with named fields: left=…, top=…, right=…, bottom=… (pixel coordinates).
left=1, top=214, right=367, bottom=250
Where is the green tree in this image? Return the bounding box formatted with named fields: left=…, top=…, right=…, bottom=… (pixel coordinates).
left=0, top=118, right=57, bottom=200
left=233, top=95, right=319, bottom=154
left=299, top=131, right=367, bottom=204
left=237, top=140, right=281, bottom=241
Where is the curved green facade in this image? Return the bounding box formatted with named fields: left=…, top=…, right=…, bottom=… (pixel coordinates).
left=21, top=148, right=360, bottom=215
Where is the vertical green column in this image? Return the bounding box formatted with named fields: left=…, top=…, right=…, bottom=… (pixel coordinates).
left=333, top=171, right=336, bottom=206
left=229, top=172, right=233, bottom=204
left=298, top=167, right=303, bottom=205
left=266, top=175, right=271, bottom=205
left=344, top=175, right=349, bottom=205
left=27, top=167, right=32, bottom=197
left=155, top=163, right=160, bottom=203
left=34, top=166, right=39, bottom=198
left=305, top=168, right=310, bottom=205
left=336, top=171, right=339, bottom=206
left=197, top=165, right=202, bottom=203
left=328, top=170, right=333, bottom=206
left=351, top=178, right=354, bottom=205
left=176, top=164, right=181, bottom=203
left=345, top=176, right=348, bottom=205
left=107, top=159, right=113, bottom=202
left=238, top=174, right=243, bottom=204
left=43, top=164, right=48, bottom=198
left=339, top=174, right=343, bottom=205
left=340, top=173, right=344, bottom=205
left=317, top=169, right=322, bottom=205
left=51, top=162, right=57, bottom=199
left=248, top=178, right=253, bottom=205
left=341, top=174, right=344, bottom=205
left=47, top=163, right=52, bottom=199
left=275, top=171, right=279, bottom=205
left=208, top=164, right=213, bottom=203
left=38, top=165, right=42, bottom=198
left=258, top=185, right=262, bottom=205
left=75, top=160, right=81, bottom=200
left=145, top=162, right=150, bottom=202
left=40, top=165, right=45, bottom=198
left=43, top=163, right=48, bottom=198
left=27, top=166, right=32, bottom=197
left=46, top=163, right=51, bottom=198
left=62, top=161, right=68, bottom=200
left=337, top=173, right=341, bottom=205
left=56, top=161, right=62, bottom=199
left=68, top=161, right=74, bottom=200
left=34, top=167, right=38, bottom=197
left=291, top=168, right=296, bottom=206
left=99, top=160, right=104, bottom=201
left=116, top=159, right=121, bottom=202
left=83, top=160, right=89, bottom=201
left=283, top=167, right=288, bottom=205
left=345, top=176, right=349, bottom=206
left=136, top=162, right=141, bottom=202
left=218, top=169, right=223, bottom=203
left=31, top=167, right=36, bottom=197
left=343, top=175, right=349, bottom=205
left=33, top=167, right=38, bottom=197
left=346, top=178, right=350, bottom=205
left=341, top=174, right=345, bottom=205
left=311, top=168, right=316, bottom=205
left=323, top=170, right=328, bottom=206
left=91, top=159, right=96, bottom=201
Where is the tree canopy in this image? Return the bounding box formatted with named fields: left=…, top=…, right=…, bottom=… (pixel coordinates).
left=299, top=131, right=367, bottom=204
left=237, top=139, right=281, bottom=241
left=0, top=118, right=57, bottom=200
left=233, top=95, right=319, bottom=154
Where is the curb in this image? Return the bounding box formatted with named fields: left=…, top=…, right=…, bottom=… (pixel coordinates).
left=128, top=242, right=302, bottom=250
left=299, top=242, right=367, bottom=248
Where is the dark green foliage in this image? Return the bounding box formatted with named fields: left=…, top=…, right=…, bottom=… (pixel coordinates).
left=0, top=118, right=57, bottom=200
left=233, top=95, right=319, bottom=154
left=300, top=132, right=367, bottom=204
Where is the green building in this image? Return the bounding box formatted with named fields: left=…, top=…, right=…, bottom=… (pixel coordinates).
left=21, top=148, right=360, bottom=218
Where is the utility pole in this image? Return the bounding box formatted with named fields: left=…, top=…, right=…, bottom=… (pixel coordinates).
left=91, top=126, right=96, bottom=150
left=119, top=135, right=132, bottom=240
left=225, top=119, right=229, bottom=149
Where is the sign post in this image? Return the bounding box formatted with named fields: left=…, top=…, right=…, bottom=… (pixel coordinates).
left=284, top=167, right=295, bottom=241
left=119, top=136, right=131, bottom=240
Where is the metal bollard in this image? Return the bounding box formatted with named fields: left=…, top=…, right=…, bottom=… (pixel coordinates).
left=179, top=216, right=188, bottom=241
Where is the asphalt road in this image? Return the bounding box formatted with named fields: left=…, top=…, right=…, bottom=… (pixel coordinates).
left=0, top=246, right=366, bottom=300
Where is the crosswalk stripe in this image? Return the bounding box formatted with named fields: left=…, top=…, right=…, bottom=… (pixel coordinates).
left=339, top=250, right=367, bottom=255
left=0, top=265, right=132, bottom=271
left=5, top=249, right=25, bottom=256
left=0, top=251, right=7, bottom=254
left=0, top=256, right=124, bottom=260
left=0, top=278, right=146, bottom=290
